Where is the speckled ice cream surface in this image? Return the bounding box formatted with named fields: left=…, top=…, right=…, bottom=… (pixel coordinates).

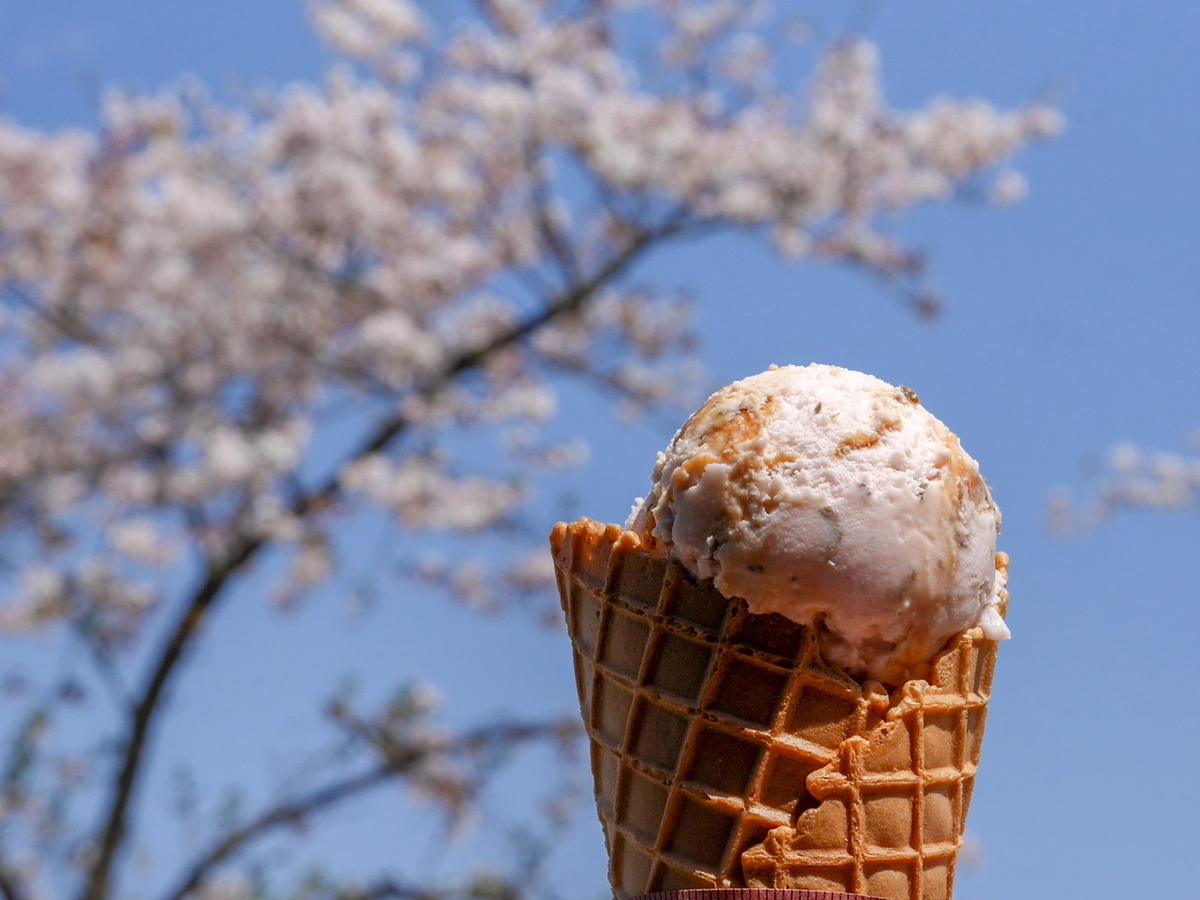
left=626, top=364, right=1008, bottom=685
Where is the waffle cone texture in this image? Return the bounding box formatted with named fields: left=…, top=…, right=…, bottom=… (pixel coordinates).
left=551, top=519, right=1006, bottom=900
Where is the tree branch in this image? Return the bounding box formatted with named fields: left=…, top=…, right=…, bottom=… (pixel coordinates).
left=0, top=865, right=31, bottom=900
left=158, top=718, right=571, bottom=900
left=158, top=764, right=396, bottom=900
left=77, top=538, right=266, bottom=900
left=343, top=878, right=449, bottom=900
left=77, top=220, right=685, bottom=900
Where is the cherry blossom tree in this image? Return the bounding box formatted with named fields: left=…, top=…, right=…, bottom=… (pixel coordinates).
left=0, top=1, right=1060, bottom=899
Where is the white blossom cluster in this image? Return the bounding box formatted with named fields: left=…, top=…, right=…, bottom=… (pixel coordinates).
left=0, top=0, right=1059, bottom=635
left=1051, top=438, right=1200, bottom=530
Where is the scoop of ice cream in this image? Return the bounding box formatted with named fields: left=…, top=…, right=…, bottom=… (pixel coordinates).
left=626, top=363, right=1007, bottom=684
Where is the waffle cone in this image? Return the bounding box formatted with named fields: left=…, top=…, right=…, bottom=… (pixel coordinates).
left=551, top=518, right=1005, bottom=900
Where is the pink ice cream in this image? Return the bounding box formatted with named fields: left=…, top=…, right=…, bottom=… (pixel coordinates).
left=626, top=363, right=1008, bottom=684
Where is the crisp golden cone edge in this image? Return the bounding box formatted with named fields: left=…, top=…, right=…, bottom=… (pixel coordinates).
left=551, top=518, right=1005, bottom=900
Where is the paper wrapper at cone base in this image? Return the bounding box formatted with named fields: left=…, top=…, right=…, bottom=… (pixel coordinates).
left=629, top=891, right=887, bottom=900
left=551, top=519, right=1004, bottom=900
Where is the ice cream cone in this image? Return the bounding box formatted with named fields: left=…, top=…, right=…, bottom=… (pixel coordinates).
left=551, top=518, right=1004, bottom=900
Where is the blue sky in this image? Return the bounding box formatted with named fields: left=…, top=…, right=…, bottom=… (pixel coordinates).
left=3, top=1, right=1199, bottom=898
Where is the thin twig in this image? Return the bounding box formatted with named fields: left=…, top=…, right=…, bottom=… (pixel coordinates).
left=526, top=145, right=581, bottom=284
left=71, top=622, right=132, bottom=713
left=0, top=865, right=30, bottom=900
left=158, top=718, right=568, bottom=900
left=349, top=879, right=449, bottom=900
left=157, top=764, right=396, bottom=900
